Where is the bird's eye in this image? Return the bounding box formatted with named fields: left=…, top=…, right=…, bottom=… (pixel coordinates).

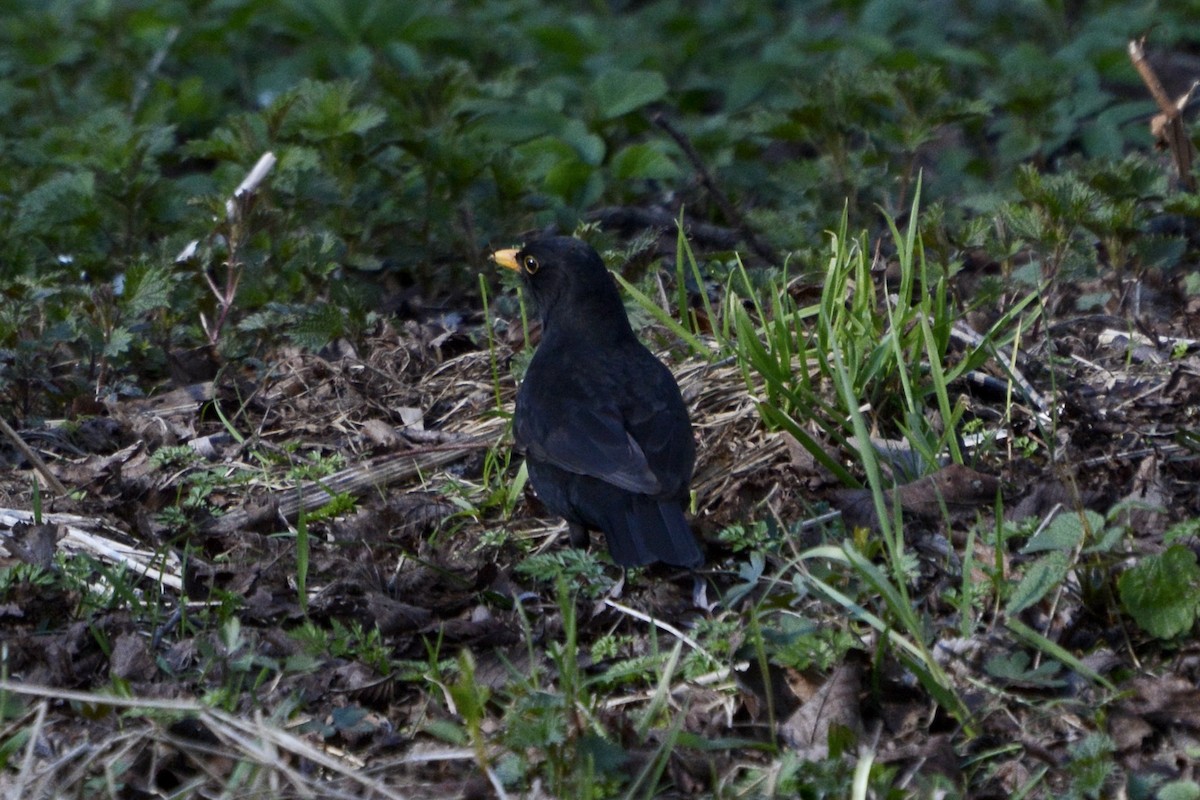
left=523, top=255, right=540, bottom=274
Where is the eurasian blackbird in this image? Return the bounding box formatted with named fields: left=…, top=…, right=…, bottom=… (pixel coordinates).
left=492, top=237, right=703, bottom=568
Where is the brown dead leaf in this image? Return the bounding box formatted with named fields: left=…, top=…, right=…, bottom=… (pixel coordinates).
left=427, top=614, right=519, bottom=648
left=1118, top=674, right=1200, bottom=731
left=734, top=658, right=803, bottom=722
left=1109, top=711, right=1155, bottom=753
left=165, top=344, right=221, bottom=384
left=830, top=464, right=1000, bottom=530
left=110, top=631, right=154, bottom=681
left=361, top=418, right=401, bottom=449
left=778, top=660, right=863, bottom=756
left=50, top=442, right=143, bottom=494
left=782, top=430, right=818, bottom=473
left=471, top=647, right=536, bottom=693
left=367, top=593, right=433, bottom=636
left=877, top=732, right=961, bottom=783
left=990, top=759, right=1033, bottom=795
left=395, top=406, right=425, bottom=431
left=243, top=586, right=300, bottom=623
left=1007, top=478, right=1101, bottom=523
left=72, top=416, right=130, bottom=453
left=784, top=667, right=825, bottom=705
left=5, top=522, right=61, bottom=568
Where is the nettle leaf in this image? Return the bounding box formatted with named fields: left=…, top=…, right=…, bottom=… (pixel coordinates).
left=544, top=158, right=601, bottom=207
left=1163, top=192, right=1200, bottom=218
left=514, top=136, right=575, bottom=177
left=577, top=732, right=628, bottom=775
left=1007, top=550, right=1069, bottom=615
left=1118, top=545, right=1200, bottom=640
left=289, top=304, right=349, bottom=350
left=274, top=145, right=323, bottom=193
left=1066, top=733, right=1115, bottom=797
left=591, top=69, right=668, bottom=120
left=286, top=79, right=385, bottom=140
left=1165, top=518, right=1200, bottom=546
left=1021, top=509, right=1100, bottom=554
left=559, top=119, right=605, bottom=165
left=984, top=650, right=1065, bottom=687
left=103, top=326, right=134, bottom=359
left=464, top=105, right=567, bottom=144
left=1157, top=780, right=1200, bottom=800
left=611, top=142, right=678, bottom=180
left=182, top=123, right=252, bottom=161
left=16, top=171, right=96, bottom=232
left=1138, top=235, right=1187, bottom=270
left=121, top=262, right=172, bottom=316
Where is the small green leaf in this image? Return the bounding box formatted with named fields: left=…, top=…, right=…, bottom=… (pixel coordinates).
left=421, top=718, right=467, bottom=746
left=1021, top=510, right=1100, bottom=554
left=103, top=327, right=134, bottom=359
left=577, top=731, right=628, bottom=774
left=1165, top=518, right=1200, bottom=546
left=559, top=119, right=605, bottom=165
left=1158, top=780, right=1200, bottom=800
left=466, top=106, right=567, bottom=143
left=1066, top=733, right=1115, bottom=796
left=591, top=69, right=668, bottom=119
left=16, top=171, right=96, bottom=232
left=330, top=704, right=373, bottom=734
left=611, top=143, right=678, bottom=180
left=1006, top=550, right=1069, bottom=615
left=543, top=157, right=589, bottom=194
left=984, top=651, right=1064, bottom=687
left=122, top=262, right=172, bottom=316
left=1118, top=545, right=1200, bottom=639
left=514, top=136, right=576, bottom=175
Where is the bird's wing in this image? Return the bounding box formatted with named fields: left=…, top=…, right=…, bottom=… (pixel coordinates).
left=516, top=401, right=663, bottom=495
left=621, top=364, right=694, bottom=498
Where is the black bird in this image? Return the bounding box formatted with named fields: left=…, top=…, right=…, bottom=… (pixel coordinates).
left=492, top=237, right=703, bottom=568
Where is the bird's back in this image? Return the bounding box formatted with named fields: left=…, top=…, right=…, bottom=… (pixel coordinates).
left=517, top=329, right=693, bottom=499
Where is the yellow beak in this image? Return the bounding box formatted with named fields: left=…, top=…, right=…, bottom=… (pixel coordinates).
left=491, top=249, right=520, bottom=272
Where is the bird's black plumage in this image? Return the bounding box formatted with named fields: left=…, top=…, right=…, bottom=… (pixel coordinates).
left=492, top=237, right=702, bottom=568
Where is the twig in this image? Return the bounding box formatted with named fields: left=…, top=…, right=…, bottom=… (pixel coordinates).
left=585, top=206, right=739, bottom=249
left=0, top=415, right=69, bottom=496
left=652, top=113, right=780, bottom=264
left=191, top=151, right=277, bottom=345
left=199, top=435, right=496, bottom=536
left=1129, top=39, right=1197, bottom=191
left=225, top=151, right=277, bottom=222
left=603, top=597, right=721, bottom=666
left=0, top=508, right=185, bottom=591
left=7, top=698, right=46, bottom=800
left=130, top=27, right=179, bottom=114
left=950, top=321, right=1053, bottom=424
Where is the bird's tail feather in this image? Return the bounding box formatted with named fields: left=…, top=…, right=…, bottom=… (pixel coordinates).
left=603, top=497, right=702, bottom=568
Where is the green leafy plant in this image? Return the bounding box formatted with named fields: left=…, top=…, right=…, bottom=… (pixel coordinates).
left=1118, top=544, right=1200, bottom=640
left=514, top=549, right=614, bottom=599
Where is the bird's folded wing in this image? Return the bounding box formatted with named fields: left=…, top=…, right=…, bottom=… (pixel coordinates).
left=517, top=404, right=663, bottom=495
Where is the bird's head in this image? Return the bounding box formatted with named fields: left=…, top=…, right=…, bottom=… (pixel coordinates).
left=491, top=237, right=628, bottom=333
